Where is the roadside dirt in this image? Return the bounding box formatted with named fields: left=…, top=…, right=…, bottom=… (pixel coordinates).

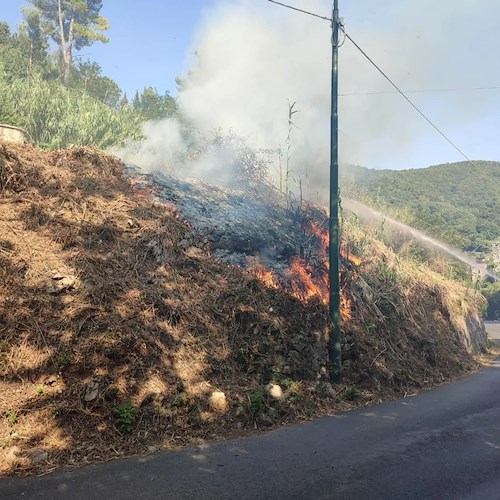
left=0, top=143, right=487, bottom=476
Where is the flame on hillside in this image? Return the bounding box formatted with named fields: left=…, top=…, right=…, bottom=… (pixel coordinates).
left=248, top=216, right=359, bottom=321
left=249, top=263, right=278, bottom=289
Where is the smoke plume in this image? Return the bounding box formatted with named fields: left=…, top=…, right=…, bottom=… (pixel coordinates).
left=114, top=0, right=500, bottom=201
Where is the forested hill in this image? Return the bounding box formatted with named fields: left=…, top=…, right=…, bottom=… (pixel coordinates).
left=341, top=161, right=500, bottom=253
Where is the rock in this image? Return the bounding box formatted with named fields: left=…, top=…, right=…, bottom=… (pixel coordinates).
left=259, top=413, right=275, bottom=426
left=29, top=449, right=48, bottom=464
left=185, top=246, right=204, bottom=258
left=47, top=273, right=78, bottom=294
left=315, top=382, right=338, bottom=398
left=5, top=446, right=21, bottom=462
left=266, top=384, right=284, bottom=400
left=209, top=391, right=228, bottom=413
left=84, top=381, right=99, bottom=402
left=147, top=240, right=163, bottom=262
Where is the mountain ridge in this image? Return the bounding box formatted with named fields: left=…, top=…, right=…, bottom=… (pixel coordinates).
left=340, top=160, right=500, bottom=254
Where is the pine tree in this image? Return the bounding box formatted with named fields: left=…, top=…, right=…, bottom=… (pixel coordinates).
left=25, top=0, right=109, bottom=81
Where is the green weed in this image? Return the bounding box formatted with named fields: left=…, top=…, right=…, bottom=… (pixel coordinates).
left=114, top=400, right=136, bottom=434
left=248, top=388, right=266, bottom=417
left=345, top=385, right=361, bottom=401
left=6, top=409, right=17, bottom=426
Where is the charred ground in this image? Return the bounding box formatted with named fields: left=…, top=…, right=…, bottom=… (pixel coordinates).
left=0, top=143, right=489, bottom=476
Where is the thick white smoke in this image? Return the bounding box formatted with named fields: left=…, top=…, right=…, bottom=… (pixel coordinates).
left=114, top=0, right=500, bottom=201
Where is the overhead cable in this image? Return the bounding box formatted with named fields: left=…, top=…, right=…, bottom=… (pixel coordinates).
left=265, top=0, right=332, bottom=22
left=341, top=30, right=475, bottom=164
left=340, top=86, right=500, bottom=96
left=265, top=0, right=486, bottom=168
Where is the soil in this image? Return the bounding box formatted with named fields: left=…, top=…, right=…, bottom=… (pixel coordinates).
left=0, top=143, right=488, bottom=476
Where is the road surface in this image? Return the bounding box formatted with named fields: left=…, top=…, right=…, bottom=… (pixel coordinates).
left=486, top=321, right=500, bottom=344
left=1, top=360, right=499, bottom=499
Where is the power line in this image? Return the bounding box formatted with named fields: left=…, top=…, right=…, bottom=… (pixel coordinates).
left=341, top=31, right=476, bottom=164
left=339, top=86, right=500, bottom=96
left=265, top=1, right=491, bottom=170
left=265, top=0, right=332, bottom=22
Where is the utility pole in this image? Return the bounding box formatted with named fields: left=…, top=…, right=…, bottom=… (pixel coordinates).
left=329, top=0, right=342, bottom=384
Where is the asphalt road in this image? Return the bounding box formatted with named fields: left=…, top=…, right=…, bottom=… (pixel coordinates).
left=486, top=321, right=500, bottom=343
left=1, top=360, right=499, bottom=499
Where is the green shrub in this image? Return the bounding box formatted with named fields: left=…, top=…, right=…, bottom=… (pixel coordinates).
left=114, top=400, right=136, bottom=434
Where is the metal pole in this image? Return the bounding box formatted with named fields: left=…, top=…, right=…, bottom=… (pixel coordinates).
left=329, top=0, right=341, bottom=383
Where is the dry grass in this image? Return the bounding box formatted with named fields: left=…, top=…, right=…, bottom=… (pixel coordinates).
left=0, top=143, right=487, bottom=476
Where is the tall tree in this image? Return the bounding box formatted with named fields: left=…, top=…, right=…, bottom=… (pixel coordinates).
left=70, top=60, right=122, bottom=108
left=19, top=9, right=50, bottom=74
left=25, top=0, right=109, bottom=81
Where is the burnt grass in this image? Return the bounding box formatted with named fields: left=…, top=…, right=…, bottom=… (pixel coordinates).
left=0, top=143, right=487, bottom=476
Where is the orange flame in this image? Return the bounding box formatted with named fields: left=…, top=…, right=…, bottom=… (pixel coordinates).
left=247, top=257, right=278, bottom=289
left=305, top=220, right=362, bottom=267
left=285, top=257, right=327, bottom=303
left=253, top=265, right=278, bottom=288
left=248, top=217, right=357, bottom=321
left=341, top=294, right=352, bottom=321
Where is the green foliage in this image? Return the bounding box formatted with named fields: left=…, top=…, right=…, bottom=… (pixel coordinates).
left=283, top=379, right=303, bottom=401
left=377, top=262, right=398, bottom=282
left=68, top=60, right=122, bottom=108
left=248, top=388, right=266, bottom=417
left=27, top=0, right=109, bottom=48
left=132, top=87, right=179, bottom=121
left=19, top=8, right=51, bottom=73
left=170, top=393, right=188, bottom=409
left=26, top=0, right=109, bottom=81
left=0, top=20, right=56, bottom=84
left=480, top=280, right=500, bottom=320
left=0, top=74, right=20, bottom=126
left=114, top=400, right=135, bottom=434
left=341, top=162, right=500, bottom=252
left=0, top=9, right=181, bottom=151
left=6, top=74, right=142, bottom=149
left=6, top=409, right=17, bottom=426
left=344, top=385, right=361, bottom=401
left=55, top=350, right=72, bottom=370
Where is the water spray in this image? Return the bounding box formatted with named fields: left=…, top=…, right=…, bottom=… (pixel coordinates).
left=344, top=198, right=500, bottom=282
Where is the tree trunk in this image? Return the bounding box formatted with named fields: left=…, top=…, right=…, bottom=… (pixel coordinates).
left=57, top=0, right=72, bottom=82
left=64, top=18, right=74, bottom=81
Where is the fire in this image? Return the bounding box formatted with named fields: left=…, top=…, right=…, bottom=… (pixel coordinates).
left=252, top=265, right=278, bottom=288
left=341, top=294, right=352, bottom=321
left=286, top=257, right=327, bottom=303
left=305, top=219, right=362, bottom=267
left=248, top=216, right=358, bottom=321
left=247, top=257, right=278, bottom=289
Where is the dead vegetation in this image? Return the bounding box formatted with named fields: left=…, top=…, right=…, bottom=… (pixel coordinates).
left=0, top=143, right=487, bottom=476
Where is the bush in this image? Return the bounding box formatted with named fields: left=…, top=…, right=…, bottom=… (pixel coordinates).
left=5, top=74, right=143, bottom=149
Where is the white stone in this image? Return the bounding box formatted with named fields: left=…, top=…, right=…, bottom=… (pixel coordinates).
left=209, top=391, right=228, bottom=413
left=266, top=384, right=284, bottom=400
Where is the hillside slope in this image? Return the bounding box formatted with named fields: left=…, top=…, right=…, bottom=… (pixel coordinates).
left=341, top=161, right=500, bottom=252
left=0, top=144, right=488, bottom=476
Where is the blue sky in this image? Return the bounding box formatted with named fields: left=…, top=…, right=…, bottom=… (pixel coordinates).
left=2, top=1, right=500, bottom=171
left=2, top=0, right=214, bottom=96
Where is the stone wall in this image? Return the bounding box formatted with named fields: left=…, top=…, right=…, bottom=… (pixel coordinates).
left=461, top=315, right=488, bottom=354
